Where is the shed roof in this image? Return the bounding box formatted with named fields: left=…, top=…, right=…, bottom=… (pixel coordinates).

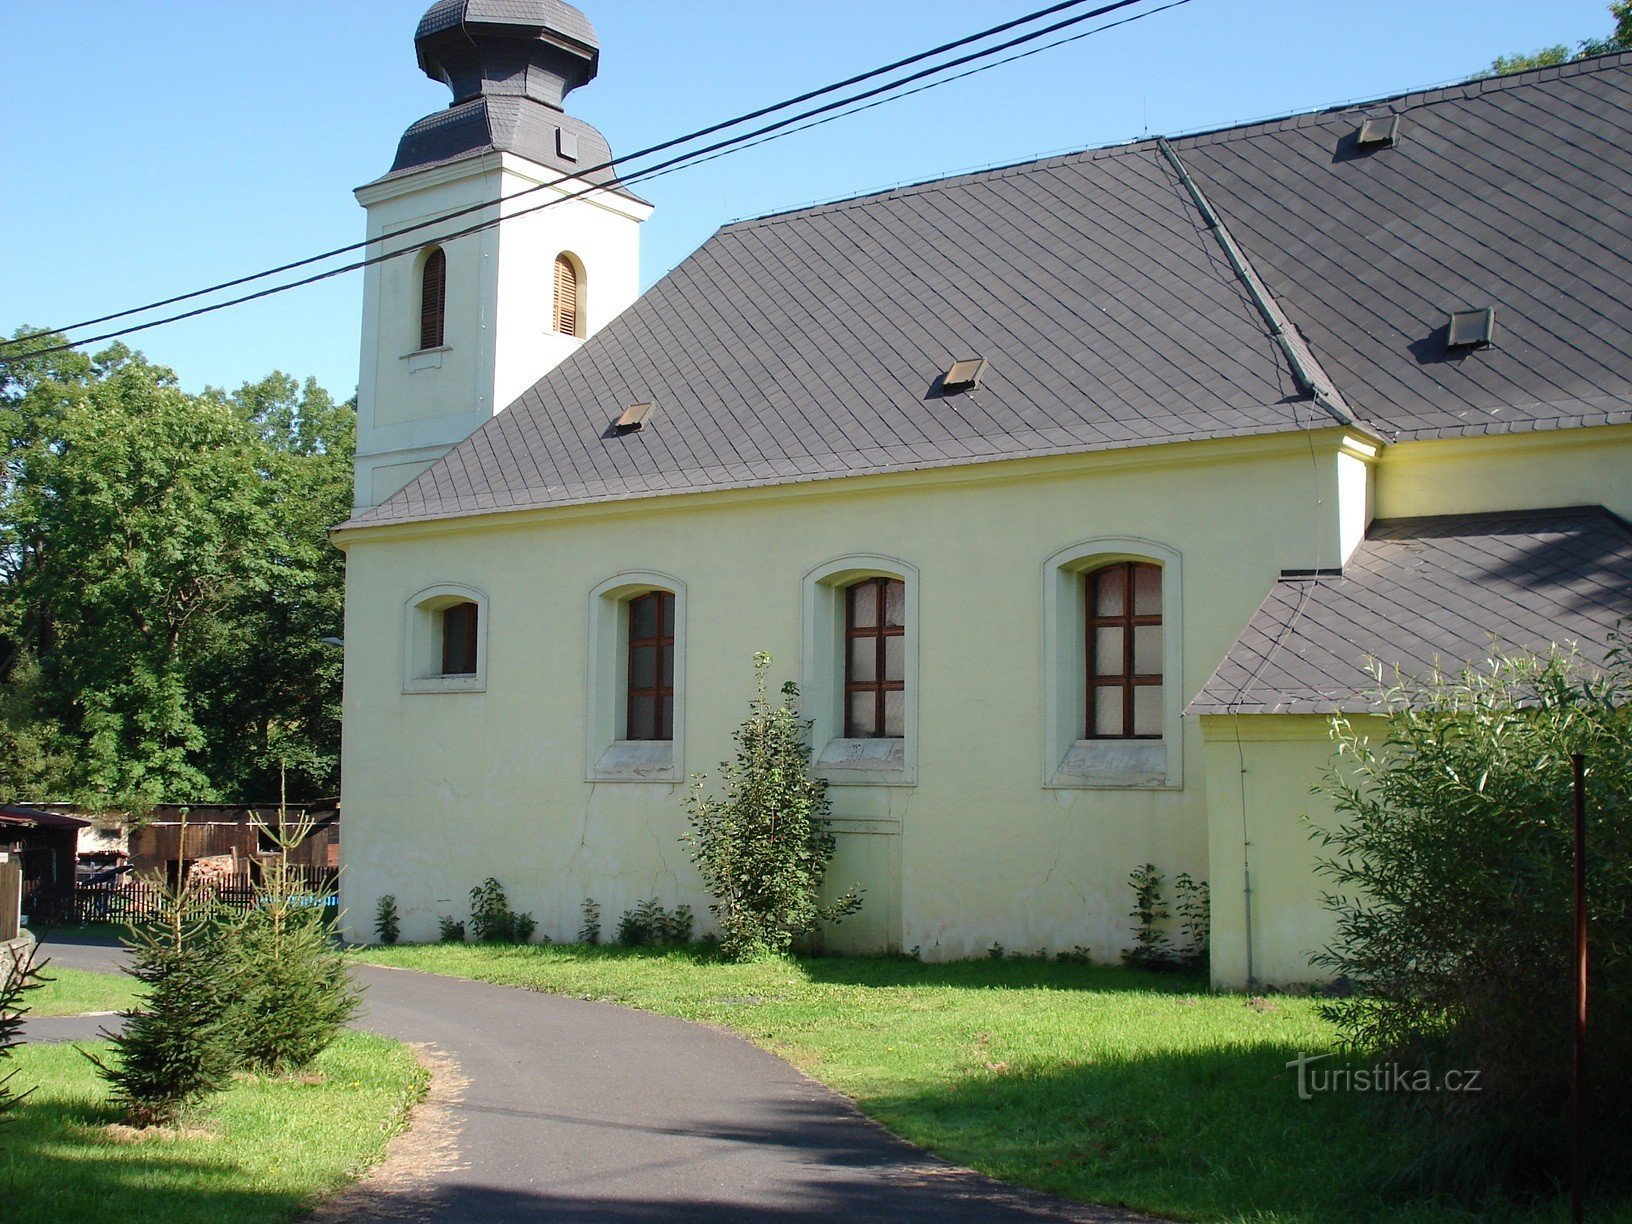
left=1188, top=507, right=1632, bottom=716
left=345, top=53, right=1632, bottom=531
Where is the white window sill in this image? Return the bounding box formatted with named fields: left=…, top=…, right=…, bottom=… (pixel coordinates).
left=403, top=673, right=485, bottom=695
left=591, top=739, right=678, bottom=783
left=815, top=737, right=915, bottom=786
left=402, top=345, right=451, bottom=372
left=1047, top=738, right=1176, bottom=789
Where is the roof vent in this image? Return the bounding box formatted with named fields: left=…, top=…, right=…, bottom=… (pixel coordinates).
left=1447, top=307, right=1496, bottom=349
left=1356, top=114, right=1400, bottom=148
left=942, top=357, right=987, bottom=391
left=615, top=402, right=654, bottom=432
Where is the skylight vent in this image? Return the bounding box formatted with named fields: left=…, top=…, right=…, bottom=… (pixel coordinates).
left=942, top=357, right=987, bottom=391
left=1355, top=114, right=1400, bottom=148
left=615, top=402, right=654, bottom=432
left=1447, top=307, right=1496, bottom=349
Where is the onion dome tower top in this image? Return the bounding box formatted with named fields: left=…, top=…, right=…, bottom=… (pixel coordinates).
left=414, top=0, right=599, bottom=111
left=378, top=0, right=640, bottom=199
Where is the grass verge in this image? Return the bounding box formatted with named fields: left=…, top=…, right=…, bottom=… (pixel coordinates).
left=0, top=1033, right=426, bottom=1223
left=30, top=965, right=141, bottom=1017
left=354, top=943, right=1599, bottom=1222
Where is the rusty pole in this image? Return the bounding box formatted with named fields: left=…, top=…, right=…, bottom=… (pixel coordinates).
left=1571, top=753, right=1587, bottom=1224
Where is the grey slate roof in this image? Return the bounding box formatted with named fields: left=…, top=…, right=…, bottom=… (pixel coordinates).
left=1188, top=508, right=1632, bottom=715
left=346, top=54, right=1632, bottom=530
left=416, top=0, right=598, bottom=52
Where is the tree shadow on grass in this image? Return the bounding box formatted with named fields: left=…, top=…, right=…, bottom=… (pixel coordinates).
left=793, top=954, right=1208, bottom=995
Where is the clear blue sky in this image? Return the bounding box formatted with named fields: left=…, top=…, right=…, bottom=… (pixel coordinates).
left=1, top=0, right=1614, bottom=398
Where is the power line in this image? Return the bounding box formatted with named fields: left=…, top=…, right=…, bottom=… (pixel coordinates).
left=2, top=0, right=1161, bottom=358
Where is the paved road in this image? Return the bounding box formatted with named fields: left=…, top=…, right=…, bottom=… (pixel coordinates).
left=28, top=933, right=1142, bottom=1222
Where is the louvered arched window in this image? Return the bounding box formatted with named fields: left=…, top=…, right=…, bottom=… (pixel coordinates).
left=419, top=247, right=446, bottom=350
left=553, top=253, right=582, bottom=337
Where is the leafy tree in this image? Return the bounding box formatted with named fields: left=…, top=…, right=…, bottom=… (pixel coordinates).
left=684, top=653, right=860, bottom=961
left=1312, top=645, right=1632, bottom=1199
left=1486, top=1, right=1631, bottom=75
left=0, top=330, right=353, bottom=808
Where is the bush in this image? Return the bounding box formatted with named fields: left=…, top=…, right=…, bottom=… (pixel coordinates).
left=231, top=812, right=358, bottom=1075
left=374, top=894, right=400, bottom=945
left=468, top=878, right=536, bottom=943
left=1313, top=646, right=1632, bottom=1199
left=616, top=898, right=693, bottom=947
left=88, top=879, right=241, bottom=1126
left=578, top=898, right=602, bottom=945
left=684, top=653, right=861, bottom=961
left=1122, top=863, right=1174, bottom=969
left=437, top=915, right=466, bottom=944
left=0, top=939, right=48, bottom=1115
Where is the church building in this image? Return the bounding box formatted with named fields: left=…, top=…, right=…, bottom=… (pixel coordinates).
left=335, top=0, right=1632, bottom=986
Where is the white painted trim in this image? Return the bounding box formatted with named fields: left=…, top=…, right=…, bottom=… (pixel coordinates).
left=1040, top=537, right=1183, bottom=789
left=801, top=554, right=919, bottom=787
left=402, top=582, right=489, bottom=694
left=584, top=571, right=687, bottom=784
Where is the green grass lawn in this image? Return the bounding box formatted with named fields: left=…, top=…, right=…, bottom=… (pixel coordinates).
left=355, top=943, right=1600, bottom=1223
left=0, top=1033, right=427, bottom=1223
left=30, top=964, right=141, bottom=1017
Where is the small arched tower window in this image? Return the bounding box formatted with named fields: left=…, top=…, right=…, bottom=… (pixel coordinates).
left=419, top=247, right=446, bottom=350
left=553, top=253, right=582, bottom=337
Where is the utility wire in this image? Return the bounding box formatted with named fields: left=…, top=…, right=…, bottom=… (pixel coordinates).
left=2, top=0, right=1159, bottom=357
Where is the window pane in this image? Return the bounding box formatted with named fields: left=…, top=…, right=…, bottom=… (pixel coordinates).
left=1091, top=685, right=1124, bottom=737
left=658, top=643, right=673, bottom=689
left=848, top=580, right=877, bottom=627
left=882, top=579, right=905, bottom=628
left=631, top=643, right=656, bottom=688
left=848, top=692, right=877, bottom=737
left=1133, top=624, right=1162, bottom=676
left=1133, top=684, right=1162, bottom=736
left=883, top=689, right=905, bottom=737
left=883, top=633, right=904, bottom=682
left=1092, top=627, right=1124, bottom=677
left=655, top=693, right=674, bottom=742
left=848, top=637, right=876, bottom=683
left=1133, top=564, right=1162, bottom=616
left=629, top=695, right=656, bottom=740
left=631, top=594, right=657, bottom=638
left=1093, top=565, right=1126, bottom=616
left=441, top=603, right=476, bottom=674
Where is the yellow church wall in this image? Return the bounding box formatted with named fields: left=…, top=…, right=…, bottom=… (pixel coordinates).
left=335, top=429, right=1367, bottom=959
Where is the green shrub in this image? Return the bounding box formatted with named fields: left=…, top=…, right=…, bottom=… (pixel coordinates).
left=0, top=939, right=48, bottom=1115
left=1122, top=863, right=1174, bottom=969
left=231, top=812, right=358, bottom=1075
left=469, top=878, right=536, bottom=944
left=374, top=894, right=400, bottom=945
left=578, top=898, right=602, bottom=945
left=616, top=898, right=692, bottom=947
left=88, top=878, right=241, bottom=1126
left=437, top=915, right=466, bottom=944
left=1313, top=645, right=1632, bottom=1199
left=684, top=653, right=860, bottom=961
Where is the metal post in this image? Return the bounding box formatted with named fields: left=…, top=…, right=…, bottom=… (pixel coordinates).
left=1571, top=753, right=1587, bottom=1224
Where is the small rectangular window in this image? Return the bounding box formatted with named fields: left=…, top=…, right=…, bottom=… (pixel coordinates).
left=1355, top=115, right=1400, bottom=147
left=844, top=577, right=906, bottom=738
left=1447, top=307, right=1496, bottom=348
left=557, top=127, right=579, bottom=162
left=626, top=591, right=675, bottom=741
left=440, top=602, right=478, bottom=675
left=1085, top=562, right=1161, bottom=739
left=943, top=357, right=987, bottom=390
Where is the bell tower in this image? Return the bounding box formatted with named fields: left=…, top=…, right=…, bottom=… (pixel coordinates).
left=352, top=0, right=651, bottom=508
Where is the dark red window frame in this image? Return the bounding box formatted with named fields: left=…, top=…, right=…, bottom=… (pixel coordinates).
left=626, top=591, right=675, bottom=741
left=420, top=247, right=446, bottom=350
left=440, top=600, right=478, bottom=676
left=844, top=577, right=905, bottom=739
left=1085, top=561, right=1162, bottom=739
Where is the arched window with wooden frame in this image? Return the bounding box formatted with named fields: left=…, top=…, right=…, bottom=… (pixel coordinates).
left=1085, top=561, right=1162, bottom=739
left=844, top=577, right=905, bottom=738
left=625, top=590, right=674, bottom=741
left=419, top=246, right=446, bottom=350
left=552, top=252, right=582, bottom=337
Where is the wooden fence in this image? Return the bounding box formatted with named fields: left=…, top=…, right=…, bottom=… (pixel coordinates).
left=23, top=870, right=340, bottom=926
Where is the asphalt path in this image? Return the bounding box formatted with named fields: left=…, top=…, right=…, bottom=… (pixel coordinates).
left=27, top=932, right=1144, bottom=1222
